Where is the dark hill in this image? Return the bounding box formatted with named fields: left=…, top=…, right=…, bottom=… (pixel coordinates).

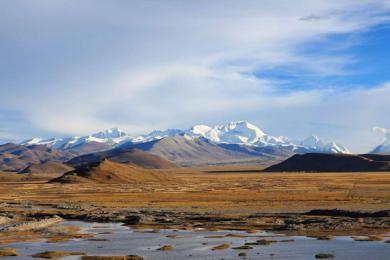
left=264, top=153, right=390, bottom=172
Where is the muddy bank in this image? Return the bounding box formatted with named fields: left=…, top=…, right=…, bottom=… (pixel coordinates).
left=1, top=202, right=389, bottom=236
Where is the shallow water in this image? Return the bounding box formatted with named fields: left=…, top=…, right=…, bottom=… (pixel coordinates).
left=0, top=221, right=389, bottom=259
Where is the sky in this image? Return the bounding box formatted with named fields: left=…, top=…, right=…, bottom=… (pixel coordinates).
left=1, top=0, right=390, bottom=153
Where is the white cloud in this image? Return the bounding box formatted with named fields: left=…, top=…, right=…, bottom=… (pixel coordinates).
left=0, top=0, right=390, bottom=153
left=373, top=126, right=390, bottom=143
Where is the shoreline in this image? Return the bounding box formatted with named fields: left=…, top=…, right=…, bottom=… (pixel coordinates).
left=1, top=202, right=389, bottom=237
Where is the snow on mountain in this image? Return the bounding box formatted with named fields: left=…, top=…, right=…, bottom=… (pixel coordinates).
left=19, top=122, right=350, bottom=154
left=300, top=135, right=324, bottom=147
left=371, top=127, right=390, bottom=153
left=132, top=129, right=183, bottom=143
left=297, top=135, right=350, bottom=154
left=185, top=121, right=267, bottom=144
left=91, top=128, right=127, bottom=139
left=20, top=137, right=44, bottom=146
left=20, top=128, right=133, bottom=152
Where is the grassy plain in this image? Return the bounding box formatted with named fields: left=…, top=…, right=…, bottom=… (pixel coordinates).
left=0, top=165, right=389, bottom=214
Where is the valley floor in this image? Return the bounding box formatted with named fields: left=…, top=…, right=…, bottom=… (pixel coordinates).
left=1, top=167, right=390, bottom=236
left=1, top=168, right=390, bottom=212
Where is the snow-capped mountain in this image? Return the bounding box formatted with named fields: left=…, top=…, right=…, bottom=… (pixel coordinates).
left=91, top=128, right=127, bottom=139
left=19, top=121, right=350, bottom=154
left=297, top=135, right=350, bottom=154
left=185, top=121, right=269, bottom=144
left=132, top=129, right=183, bottom=143
left=20, top=128, right=133, bottom=152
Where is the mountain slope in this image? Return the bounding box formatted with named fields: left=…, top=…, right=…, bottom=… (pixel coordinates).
left=0, top=143, right=75, bottom=172
left=66, top=148, right=176, bottom=169
left=264, top=153, right=390, bottom=172
left=121, top=136, right=280, bottom=166
left=51, top=159, right=171, bottom=184
left=19, top=161, right=74, bottom=175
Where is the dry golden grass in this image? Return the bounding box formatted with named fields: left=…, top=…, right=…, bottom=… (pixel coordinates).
left=211, top=243, right=230, bottom=250
left=0, top=248, right=19, bottom=256
left=0, top=166, right=389, bottom=214
left=31, top=251, right=85, bottom=259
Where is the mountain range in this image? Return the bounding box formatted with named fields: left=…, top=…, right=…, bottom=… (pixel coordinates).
left=20, top=121, right=351, bottom=154
left=1, top=121, right=388, bottom=172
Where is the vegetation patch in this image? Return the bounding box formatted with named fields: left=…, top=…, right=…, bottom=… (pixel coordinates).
left=315, top=235, right=334, bottom=240
left=31, top=251, right=85, bottom=259
left=353, top=234, right=385, bottom=241
left=255, top=239, right=278, bottom=245
left=82, top=256, right=143, bottom=260
left=211, top=243, right=230, bottom=250
left=315, top=253, right=335, bottom=259
left=232, top=245, right=253, bottom=250
left=157, top=245, right=173, bottom=251
left=0, top=248, right=20, bottom=257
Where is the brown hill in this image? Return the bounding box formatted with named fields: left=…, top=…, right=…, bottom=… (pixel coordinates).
left=264, top=153, right=390, bottom=172
left=66, top=148, right=176, bottom=169
left=19, top=161, right=74, bottom=175
left=51, top=159, right=171, bottom=184
left=0, top=143, right=76, bottom=172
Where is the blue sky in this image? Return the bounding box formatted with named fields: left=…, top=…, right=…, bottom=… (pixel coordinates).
left=1, top=0, right=390, bottom=153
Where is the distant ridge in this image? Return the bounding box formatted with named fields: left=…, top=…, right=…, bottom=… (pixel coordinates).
left=19, top=161, right=74, bottom=175
left=66, top=148, right=176, bottom=169
left=264, top=153, right=390, bottom=172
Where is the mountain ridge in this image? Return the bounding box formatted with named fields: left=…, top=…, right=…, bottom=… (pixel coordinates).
left=19, top=121, right=350, bottom=155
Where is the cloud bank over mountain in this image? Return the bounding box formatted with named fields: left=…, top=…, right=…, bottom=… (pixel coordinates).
left=1, top=1, right=390, bottom=153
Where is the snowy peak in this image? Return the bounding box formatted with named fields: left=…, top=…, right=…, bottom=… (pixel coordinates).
left=222, top=121, right=266, bottom=137
left=91, top=128, right=127, bottom=139
left=218, top=121, right=266, bottom=143
left=301, top=135, right=324, bottom=147
left=132, top=129, right=183, bottom=143
left=298, top=135, right=350, bottom=154
left=18, top=121, right=351, bottom=154
left=20, top=137, right=43, bottom=146
left=186, top=121, right=267, bottom=144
